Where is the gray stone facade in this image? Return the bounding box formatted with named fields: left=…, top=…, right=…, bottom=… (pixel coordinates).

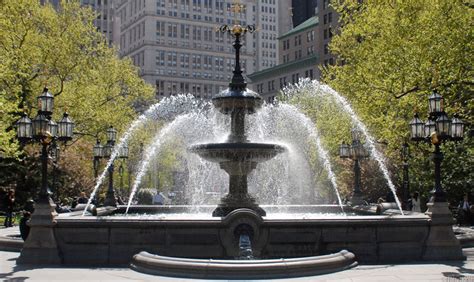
left=115, top=0, right=292, bottom=98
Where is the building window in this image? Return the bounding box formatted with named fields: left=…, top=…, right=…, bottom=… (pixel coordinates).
left=324, top=29, right=328, bottom=39
left=324, top=44, right=328, bottom=54
left=307, top=30, right=314, bottom=42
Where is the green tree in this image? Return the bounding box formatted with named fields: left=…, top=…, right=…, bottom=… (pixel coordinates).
left=323, top=0, right=473, bottom=203
left=0, top=0, right=155, bottom=201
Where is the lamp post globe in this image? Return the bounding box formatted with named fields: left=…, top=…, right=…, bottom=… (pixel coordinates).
left=48, top=119, right=58, bottom=137
left=16, top=113, right=33, bottom=142
left=103, top=143, right=113, bottom=158
left=428, top=91, right=444, bottom=115
left=119, top=143, right=129, bottom=159
left=339, top=142, right=350, bottom=159
left=32, top=113, right=49, bottom=139
left=58, top=112, right=74, bottom=141
left=451, top=115, right=464, bottom=141
left=424, top=118, right=436, bottom=139
left=37, top=87, right=54, bottom=116
left=351, top=128, right=362, bottom=143
left=435, top=112, right=451, bottom=138
left=409, top=113, right=424, bottom=141
left=93, top=139, right=104, bottom=159
left=106, top=126, right=117, bottom=144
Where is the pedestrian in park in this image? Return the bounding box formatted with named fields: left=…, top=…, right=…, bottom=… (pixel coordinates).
left=457, top=193, right=472, bottom=226
left=3, top=189, right=15, bottom=227
left=19, top=211, right=31, bottom=240
left=410, top=192, right=421, bottom=213
left=77, top=192, right=88, bottom=204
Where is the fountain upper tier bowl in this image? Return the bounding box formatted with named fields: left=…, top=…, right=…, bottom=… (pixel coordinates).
left=212, top=88, right=263, bottom=114
left=190, top=142, right=286, bottom=164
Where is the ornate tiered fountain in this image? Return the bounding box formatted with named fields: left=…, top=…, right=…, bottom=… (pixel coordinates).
left=190, top=24, right=285, bottom=217
left=14, top=14, right=464, bottom=281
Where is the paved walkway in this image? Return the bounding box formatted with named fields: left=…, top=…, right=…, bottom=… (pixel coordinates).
left=1, top=226, right=473, bottom=281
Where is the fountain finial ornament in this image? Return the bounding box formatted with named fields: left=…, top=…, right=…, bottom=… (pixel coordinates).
left=218, top=1, right=255, bottom=91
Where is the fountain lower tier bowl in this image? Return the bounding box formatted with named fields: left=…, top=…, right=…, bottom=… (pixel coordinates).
left=190, top=142, right=286, bottom=164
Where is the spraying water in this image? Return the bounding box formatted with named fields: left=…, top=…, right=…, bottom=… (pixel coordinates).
left=126, top=115, right=190, bottom=213
left=83, top=95, right=208, bottom=215
left=284, top=79, right=404, bottom=214
left=276, top=104, right=344, bottom=211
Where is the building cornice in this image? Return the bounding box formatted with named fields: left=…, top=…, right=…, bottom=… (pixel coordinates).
left=248, top=54, right=318, bottom=82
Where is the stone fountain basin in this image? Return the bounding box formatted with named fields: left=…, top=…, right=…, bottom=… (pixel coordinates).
left=190, top=142, right=286, bottom=164
left=130, top=249, right=357, bottom=279
left=52, top=206, right=435, bottom=265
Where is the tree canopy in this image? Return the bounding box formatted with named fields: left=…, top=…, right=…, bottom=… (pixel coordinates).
left=0, top=0, right=155, bottom=157
left=0, top=0, right=155, bottom=201
left=322, top=0, right=473, bottom=202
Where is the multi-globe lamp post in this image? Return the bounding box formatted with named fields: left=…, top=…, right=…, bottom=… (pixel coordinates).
left=409, top=92, right=464, bottom=204
left=339, top=129, right=369, bottom=205
left=16, top=88, right=74, bottom=205
left=16, top=87, right=74, bottom=265
left=92, top=126, right=128, bottom=206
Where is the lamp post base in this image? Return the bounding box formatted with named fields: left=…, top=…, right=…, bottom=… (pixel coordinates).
left=17, top=197, right=61, bottom=265
left=104, top=192, right=117, bottom=207
left=350, top=193, right=365, bottom=206
left=422, top=201, right=464, bottom=261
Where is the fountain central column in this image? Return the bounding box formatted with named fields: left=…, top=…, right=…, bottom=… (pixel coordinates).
left=190, top=24, right=285, bottom=217
left=229, top=109, right=247, bottom=143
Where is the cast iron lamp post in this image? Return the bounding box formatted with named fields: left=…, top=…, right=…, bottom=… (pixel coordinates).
left=400, top=141, right=410, bottom=210
left=16, top=88, right=74, bottom=205
left=118, top=143, right=128, bottom=197
left=339, top=129, right=369, bottom=205
left=16, top=87, right=74, bottom=265
left=409, top=91, right=464, bottom=203
left=93, top=139, right=103, bottom=178
left=93, top=126, right=128, bottom=206
left=49, top=141, right=60, bottom=202
left=408, top=91, right=465, bottom=261
left=103, top=126, right=117, bottom=206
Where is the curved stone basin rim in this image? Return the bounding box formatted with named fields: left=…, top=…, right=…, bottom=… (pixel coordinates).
left=130, top=250, right=357, bottom=279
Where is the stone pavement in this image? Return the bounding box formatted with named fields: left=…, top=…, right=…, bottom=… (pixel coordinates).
left=1, top=226, right=473, bottom=282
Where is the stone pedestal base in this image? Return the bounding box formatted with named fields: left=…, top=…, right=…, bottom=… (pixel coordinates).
left=17, top=198, right=61, bottom=265
left=213, top=194, right=266, bottom=217
left=422, top=201, right=464, bottom=261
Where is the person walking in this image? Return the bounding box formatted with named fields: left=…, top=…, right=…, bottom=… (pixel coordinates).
left=3, top=189, right=15, bottom=227
left=410, top=192, right=421, bottom=213
left=457, top=194, right=472, bottom=226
